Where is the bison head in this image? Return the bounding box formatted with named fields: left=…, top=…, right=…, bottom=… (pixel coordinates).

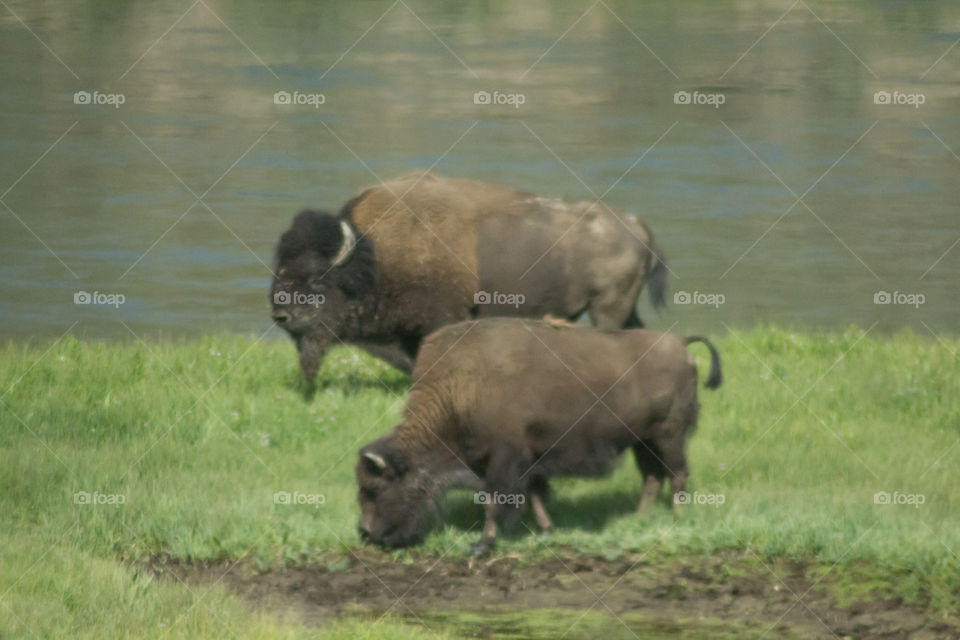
left=356, top=436, right=435, bottom=548
left=271, top=210, right=375, bottom=382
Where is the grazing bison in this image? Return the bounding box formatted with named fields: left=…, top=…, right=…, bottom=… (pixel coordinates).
left=270, top=172, right=667, bottom=381
left=356, top=318, right=722, bottom=553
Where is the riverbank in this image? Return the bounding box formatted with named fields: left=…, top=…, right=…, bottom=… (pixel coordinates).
left=1, top=327, right=957, bottom=638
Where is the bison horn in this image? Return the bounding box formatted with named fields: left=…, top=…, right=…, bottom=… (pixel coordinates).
left=332, top=220, right=357, bottom=267
left=363, top=451, right=388, bottom=472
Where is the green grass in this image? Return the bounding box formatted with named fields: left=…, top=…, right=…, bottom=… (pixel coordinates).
left=1, top=326, right=958, bottom=638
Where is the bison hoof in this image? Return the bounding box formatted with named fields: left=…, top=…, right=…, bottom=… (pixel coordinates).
left=470, top=538, right=496, bottom=557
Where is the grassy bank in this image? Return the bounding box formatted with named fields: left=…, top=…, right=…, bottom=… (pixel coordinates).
left=1, top=326, right=958, bottom=638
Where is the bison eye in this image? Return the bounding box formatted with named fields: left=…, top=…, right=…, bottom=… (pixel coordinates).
left=362, top=488, right=377, bottom=500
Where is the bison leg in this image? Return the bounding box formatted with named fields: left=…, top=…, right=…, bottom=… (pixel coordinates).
left=589, top=269, right=645, bottom=330
left=660, top=393, right=699, bottom=513
left=471, top=446, right=530, bottom=554
left=354, top=340, right=415, bottom=374
left=529, top=476, right=554, bottom=533
left=633, top=440, right=665, bottom=512
left=657, top=434, right=689, bottom=514
left=623, top=307, right=644, bottom=329
left=471, top=502, right=499, bottom=556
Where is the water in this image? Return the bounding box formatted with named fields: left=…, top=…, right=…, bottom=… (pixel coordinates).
left=1, top=0, right=958, bottom=343
left=391, top=609, right=796, bottom=640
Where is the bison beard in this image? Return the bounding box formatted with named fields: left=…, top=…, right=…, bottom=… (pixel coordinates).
left=295, top=334, right=328, bottom=384
left=356, top=318, right=722, bottom=555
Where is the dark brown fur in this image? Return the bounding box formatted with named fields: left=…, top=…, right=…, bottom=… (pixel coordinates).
left=356, top=318, right=721, bottom=551
left=271, top=172, right=668, bottom=381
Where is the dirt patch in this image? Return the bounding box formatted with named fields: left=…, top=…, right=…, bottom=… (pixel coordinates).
left=153, top=550, right=957, bottom=639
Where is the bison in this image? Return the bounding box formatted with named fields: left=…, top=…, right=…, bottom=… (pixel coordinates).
left=356, top=318, right=722, bottom=553
left=270, top=172, right=667, bottom=381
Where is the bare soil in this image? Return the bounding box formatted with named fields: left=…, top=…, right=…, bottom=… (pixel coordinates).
left=152, top=549, right=959, bottom=639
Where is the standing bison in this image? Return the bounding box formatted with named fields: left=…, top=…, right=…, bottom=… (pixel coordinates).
left=271, top=171, right=667, bottom=381
left=356, top=318, right=722, bottom=552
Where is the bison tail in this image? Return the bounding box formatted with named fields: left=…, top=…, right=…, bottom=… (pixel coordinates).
left=647, top=244, right=668, bottom=311
left=683, top=336, right=722, bottom=390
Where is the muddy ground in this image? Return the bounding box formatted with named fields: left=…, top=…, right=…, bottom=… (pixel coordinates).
left=155, top=550, right=959, bottom=639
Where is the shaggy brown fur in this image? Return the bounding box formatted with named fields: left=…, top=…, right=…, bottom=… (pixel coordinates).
left=356, top=318, right=720, bottom=552
left=272, top=172, right=668, bottom=381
